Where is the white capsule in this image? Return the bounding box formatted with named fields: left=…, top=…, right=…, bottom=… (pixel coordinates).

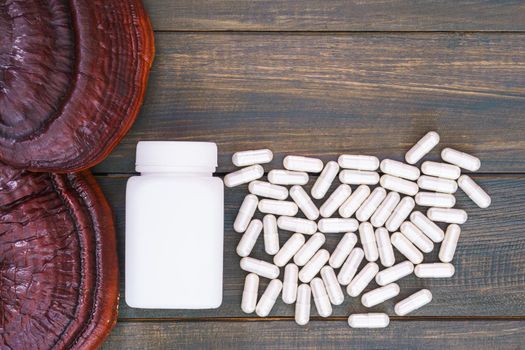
left=356, top=187, right=387, bottom=222
left=401, top=221, right=437, bottom=252
left=294, top=233, right=326, bottom=266
left=321, top=266, right=345, bottom=305
left=319, top=184, right=352, bottom=218
left=391, top=232, right=423, bottom=264
left=282, top=264, right=299, bottom=304
left=400, top=221, right=434, bottom=253
left=248, top=180, right=288, bottom=200
left=240, top=257, right=280, bottom=279
left=417, top=175, right=458, bottom=194
left=299, top=249, right=330, bottom=283
left=359, top=222, right=379, bottom=262
left=339, top=185, right=371, bottom=218
left=224, top=164, right=264, bottom=188
left=375, top=261, right=414, bottom=286
left=232, top=149, right=273, bottom=167
left=415, top=263, right=455, bottom=278
left=439, top=224, right=461, bottom=263
left=361, top=283, right=400, bottom=308
left=410, top=211, right=445, bottom=243
left=263, top=215, right=279, bottom=255
left=394, top=289, right=433, bottom=316
left=339, top=170, right=380, bottom=185
left=311, top=161, right=340, bottom=199
left=277, top=216, right=317, bottom=235
left=380, top=159, right=420, bottom=181
left=421, top=161, right=461, bottom=180
left=283, top=155, right=323, bottom=173
left=310, top=277, right=332, bottom=317
left=338, top=154, right=380, bottom=171
left=236, top=219, right=263, bottom=257
left=379, top=174, right=419, bottom=196
left=348, top=313, right=390, bottom=328
left=427, top=207, right=467, bottom=224
left=256, top=279, right=283, bottom=317
left=441, top=147, right=481, bottom=172
left=289, top=185, right=319, bottom=220
left=258, top=199, right=298, bottom=216
left=318, top=218, right=359, bottom=233
left=371, top=192, right=401, bottom=228
left=268, top=169, right=309, bottom=185
left=295, top=284, right=311, bottom=325
left=329, top=233, right=358, bottom=269
left=234, top=194, right=259, bottom=233
left=385, top=197, right=415, bottom=232
left=347, top=262, right=379, bottom=297
left=241, top=273, right=259, bottom=313
left=375, top=228, right=395, bottom=267
left=338, top=247, right=365, bottom=285
left=457, top=175, right=491, bottom=208
left=405, top=131, right=440, bottom=164
left=274, top=233, right=306, bottom=267
left=415, top=192, right=456, bottom=208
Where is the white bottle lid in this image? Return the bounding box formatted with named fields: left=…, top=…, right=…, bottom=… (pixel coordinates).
left=136, top=141, right=218, bottom=173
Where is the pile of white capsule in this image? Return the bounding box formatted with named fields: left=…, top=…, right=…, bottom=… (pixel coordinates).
left=225, top=131, right=491, bottom=328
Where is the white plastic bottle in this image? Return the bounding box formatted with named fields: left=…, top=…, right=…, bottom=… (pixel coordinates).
left=126, top=141, right=224, bottom=309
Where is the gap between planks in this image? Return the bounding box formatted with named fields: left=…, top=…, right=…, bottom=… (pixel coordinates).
left=151, top=30, right=525, bottom=34
left=117, top=316, right=525, bottom=323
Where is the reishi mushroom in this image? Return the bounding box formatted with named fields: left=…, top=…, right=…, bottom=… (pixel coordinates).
left=0, top=0, right=154, bottom=172
left=0, top=162, right=119, bottom=349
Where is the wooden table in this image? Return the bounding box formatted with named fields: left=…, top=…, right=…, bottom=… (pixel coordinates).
left=99, top=1, right=525, bottom=348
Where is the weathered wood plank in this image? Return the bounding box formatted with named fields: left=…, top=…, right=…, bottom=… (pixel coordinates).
left=97, top=175, right=525, bottom=318
left=93, top=33, right=525, bottom=174
left=101, top=320, right=525, bottom=349
left=142, top=0, right=525, bottom=32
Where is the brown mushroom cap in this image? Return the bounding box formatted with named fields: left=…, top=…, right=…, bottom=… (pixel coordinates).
left=0, top=163, right=119, bottom=349
left=0, top=0, right=154, bottom=172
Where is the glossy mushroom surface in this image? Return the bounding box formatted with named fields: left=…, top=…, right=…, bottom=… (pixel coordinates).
left=0, top=0, right=154, bottom=171
left=0, top=162, right=119, bottom=349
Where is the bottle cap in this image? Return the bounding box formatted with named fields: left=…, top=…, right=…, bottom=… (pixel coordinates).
left=135, top=141, right=218, bottom=173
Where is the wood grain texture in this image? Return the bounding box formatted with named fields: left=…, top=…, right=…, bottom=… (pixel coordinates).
left=101, top=320, right=525, bottom=349
left=93, top=33, right=525, bottom=174
left=142, top=0, right=525, bottom=32
left=97, top=175, right=525, bottom=318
